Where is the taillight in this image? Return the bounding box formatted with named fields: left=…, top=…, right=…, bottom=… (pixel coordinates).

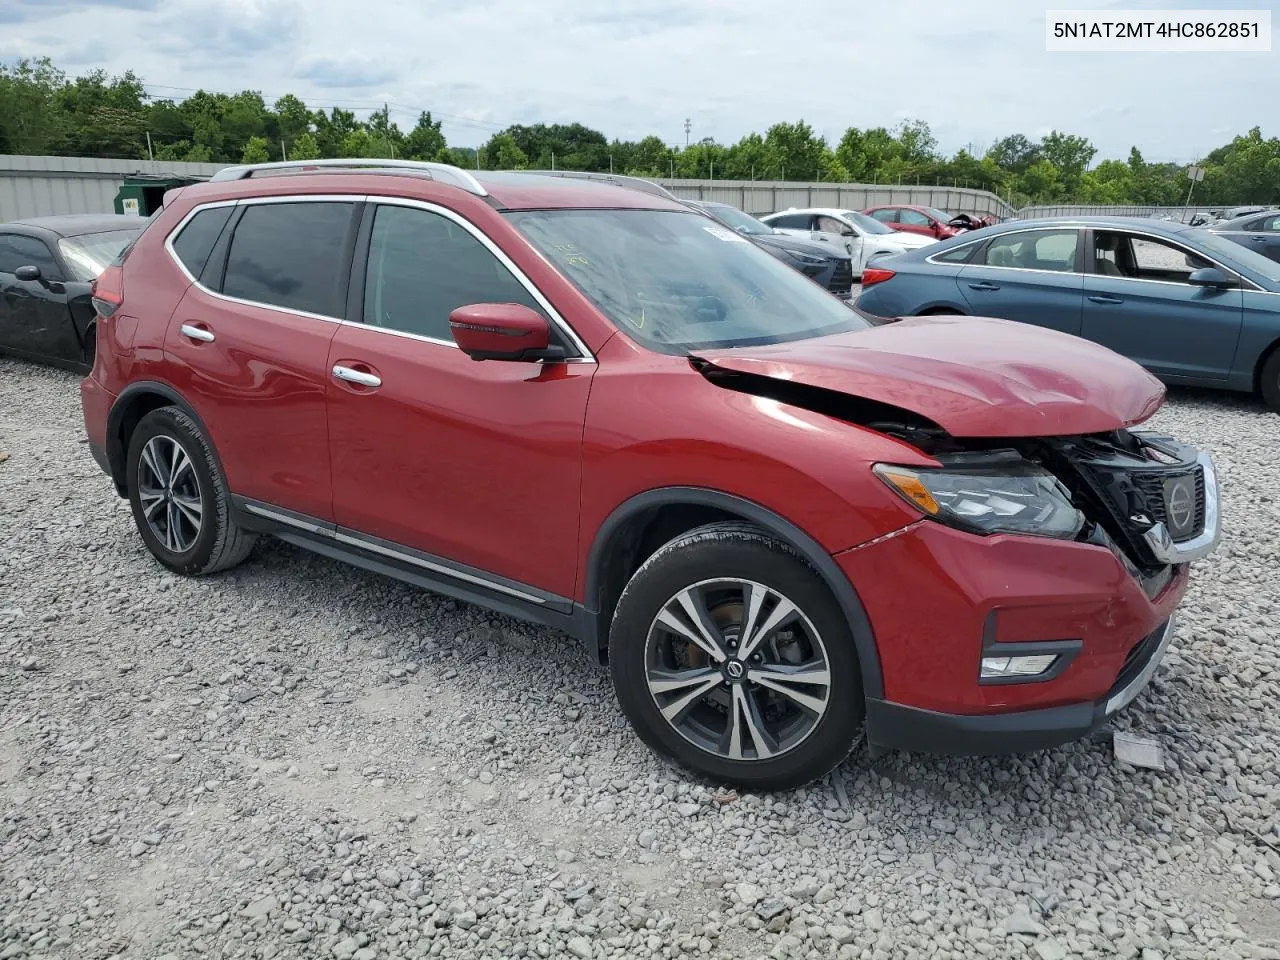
left=861, top=267, right=896, bottom=287
left=91, top=264, right=124, bottom=318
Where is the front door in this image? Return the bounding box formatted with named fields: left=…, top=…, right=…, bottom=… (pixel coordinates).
left=162, top=198, right=357, bottom=519
left=1080, top=230, right=1243, bottom=381
left=326, top=199, right=593, bottom=600
left=0, top=233, right=75, bottom=362
left=955, top=228, right=1085, bottom=336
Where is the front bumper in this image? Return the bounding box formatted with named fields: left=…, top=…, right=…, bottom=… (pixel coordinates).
left=866, top=614, right=1177, bottom=755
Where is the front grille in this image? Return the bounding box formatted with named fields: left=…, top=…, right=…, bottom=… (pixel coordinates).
left=1130, top=466, right=1205, bottom=541
left=827, top=259, right=854, bottom=294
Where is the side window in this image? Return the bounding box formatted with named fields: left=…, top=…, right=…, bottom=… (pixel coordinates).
left=768, top=214, right=810, bottom=230
left=814, top=215, right=845, bottom=235
left=1259, top=216, right=1280, bottom=232
left=0, top=234, right=60, bottom=278
left=932, top=242, right=978, bottom=264
left=1130, top=236, right=1210, bottom=282
left=869, top=209, right=897, bottom=223
left=362, top=204, right=545, bottom=343
left=982, top=230, right=1078, bottom=272
left=171, top=206, right=235, bottom=278
left=222, top=202, right=354, bottom=317
left=898, top=209, right=931, bottom=227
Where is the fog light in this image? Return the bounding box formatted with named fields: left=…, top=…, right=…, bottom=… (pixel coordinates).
left=980, top=655, right=1059, bottom=679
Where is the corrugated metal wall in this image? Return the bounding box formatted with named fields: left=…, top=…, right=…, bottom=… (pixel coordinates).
left=0, top=155, right=1214, bottom=223
left=0, top=155, right=223, bottom=220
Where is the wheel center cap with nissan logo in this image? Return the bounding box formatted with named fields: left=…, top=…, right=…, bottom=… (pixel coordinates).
left=725, top=660, right=745, bottom=680
left=1164, top=475, right=1196, bottom=538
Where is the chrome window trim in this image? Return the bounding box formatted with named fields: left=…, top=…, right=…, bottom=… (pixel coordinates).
left=163, top=194, right=597, bottom=363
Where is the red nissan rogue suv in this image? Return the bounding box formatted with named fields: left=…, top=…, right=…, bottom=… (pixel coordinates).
left=80, top=160, right=1221, bottom=790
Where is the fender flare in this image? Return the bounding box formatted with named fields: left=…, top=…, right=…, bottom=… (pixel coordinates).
left=105, top=380, right=228, bottom=492
left=584, top=486, right=884, bottom=699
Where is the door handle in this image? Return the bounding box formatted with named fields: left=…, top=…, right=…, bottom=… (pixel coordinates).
left=1250, top=236, right=1268, bottom=242
left=967, top=281, right=1000, bottom=291
left=1088, top=295, right=1124, bottom=304
left=332, top=364, right=382, bottom=388
left=180, top=323, right=215, bottom=343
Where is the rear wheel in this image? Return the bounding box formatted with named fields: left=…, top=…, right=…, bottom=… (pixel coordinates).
left=1260, top=348, right=1280, bottom=411
left=125, top=407, right=256, bottom=575
left=609, top=522, right=864, bottom=790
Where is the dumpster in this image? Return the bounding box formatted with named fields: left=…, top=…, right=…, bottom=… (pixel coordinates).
left=113, top=173, right=206, bottom=217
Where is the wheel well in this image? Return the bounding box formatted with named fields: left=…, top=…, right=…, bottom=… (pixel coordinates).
left=588, top=503, right=740, bottom=660
left=918, top=306, right=963, bottom=316
left=1254, top=337, right=1280, bottom=394
left=106, top=390, right=176, bottom=494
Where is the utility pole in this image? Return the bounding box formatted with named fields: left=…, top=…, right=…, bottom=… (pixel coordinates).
left=684, top=118, right=691, bottom=149
left=609, top=155, right=613, bottom=174
left=281, top=139, right=287, bottom=161
left=551, top=151, right=556, bottom=171
left=145, top=131, right=154, bottom=161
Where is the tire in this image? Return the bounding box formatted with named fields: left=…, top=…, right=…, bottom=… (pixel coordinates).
left=125, top=406, right=256, bottom=575
left=1260, top=348, right=1280, bottom=412
left=609, top=521, right=864, bottom=791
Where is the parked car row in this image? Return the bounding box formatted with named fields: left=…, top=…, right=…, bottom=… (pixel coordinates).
left=854, top=215, right=1280, bottom=409
left=50, top=159, right=1221, bottom=791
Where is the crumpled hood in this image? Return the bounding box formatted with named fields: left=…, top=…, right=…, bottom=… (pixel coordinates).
left=694, top=315, right=1165, bottom=438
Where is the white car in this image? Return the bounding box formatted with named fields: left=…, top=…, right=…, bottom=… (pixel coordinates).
left=759, top=207, right=937, bottom=279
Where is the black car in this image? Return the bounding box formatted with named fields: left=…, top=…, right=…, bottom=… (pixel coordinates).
left=684, top=201, right=854, bottom=298
left=1206, top=208, right=1280, bottom=264
left=0, top=214, right=145, bottom=372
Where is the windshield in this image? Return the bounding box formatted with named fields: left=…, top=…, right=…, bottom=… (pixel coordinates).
left=841, top=211, right=895, bottom=235
left=58, top=229, right=140, bottom=281
left=507, top=209, right=869, bottom=353
left=703, top=204, right=773, bottom=236
left=1194, top=230, right=1280, bottom=284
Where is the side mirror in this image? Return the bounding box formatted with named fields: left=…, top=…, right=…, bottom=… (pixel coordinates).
left=1187, top=266, right=1236, bottom=288
left=840, top=227, right=856, bottom=238
left=449, top=302, right=563, bottom=362
left=14, top=265, right=41, bottom=282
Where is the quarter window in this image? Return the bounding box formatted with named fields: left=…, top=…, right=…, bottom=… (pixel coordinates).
left=932, top=242, right=978, bottom=264
left=172, top=206, right=234, bottom=278
left=0, top=234, right=60, bottom=278
left=362, top=204, right=545, bottom=342
left=981, top=230, right=1078, bottom=272
left=221, top=202, right=355, bottom=317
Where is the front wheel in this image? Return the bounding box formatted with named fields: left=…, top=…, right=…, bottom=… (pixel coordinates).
left=609, top=522, right=864, bottom=790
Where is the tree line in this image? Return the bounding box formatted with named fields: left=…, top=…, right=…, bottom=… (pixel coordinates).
left=3, top=57, right=1280, bottom=209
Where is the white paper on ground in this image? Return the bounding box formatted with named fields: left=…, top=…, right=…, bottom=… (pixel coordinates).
left=1113, top=731, right=1164, bottom=770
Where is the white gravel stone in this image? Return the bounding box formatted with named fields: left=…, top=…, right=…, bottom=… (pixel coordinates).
left=1, top=360, right=1278, bottom=960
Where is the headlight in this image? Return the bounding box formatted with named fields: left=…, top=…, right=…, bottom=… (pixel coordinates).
left=786, top=249, right=827, bottom=265
left=873, top=459, right=1084, bottom=539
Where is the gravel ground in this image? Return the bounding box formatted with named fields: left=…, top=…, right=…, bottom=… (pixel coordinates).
left=2, top=356, right=1279, bottom=960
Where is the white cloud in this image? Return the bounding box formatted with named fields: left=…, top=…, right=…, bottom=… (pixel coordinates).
left=4, top=0, right=1277, bottom=162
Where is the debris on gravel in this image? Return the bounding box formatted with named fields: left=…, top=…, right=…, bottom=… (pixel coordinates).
left=3, top=359, right=1280, bottom=959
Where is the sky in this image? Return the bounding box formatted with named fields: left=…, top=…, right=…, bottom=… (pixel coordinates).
left=2, top=0, right=1277, bottom=163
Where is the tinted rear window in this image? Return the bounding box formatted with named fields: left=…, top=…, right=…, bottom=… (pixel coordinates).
left=171, top=206, right=234, bottom=278
left=221, top=202, right=354, bottom=317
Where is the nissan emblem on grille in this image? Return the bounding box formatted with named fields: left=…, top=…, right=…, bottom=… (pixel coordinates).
left=1163, top=474, right=1198, bottom=539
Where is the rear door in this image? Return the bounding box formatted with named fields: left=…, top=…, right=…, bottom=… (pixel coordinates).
left=763, top=212, right=816, bottom=240
left=1233, top=213, right=1280, bottom=264
left=1080, top=230, right=1242, bottom=381
left=955, top=228, right=1085, bottom=335
left=163, top=197, right=359, bottom=520
left=0, top=233, right=76, bottom=362
left=324, top=198, right=593, bottom=599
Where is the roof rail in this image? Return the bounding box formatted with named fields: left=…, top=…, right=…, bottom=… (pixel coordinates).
left=515, top=170, right=677, bottom=201
left=208, top=158, right=488, bottom=197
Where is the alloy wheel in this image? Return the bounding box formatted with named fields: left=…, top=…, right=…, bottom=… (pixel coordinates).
left=136, top=435, right=203, bottom=553
left=644, top=578, right=831, bottom=762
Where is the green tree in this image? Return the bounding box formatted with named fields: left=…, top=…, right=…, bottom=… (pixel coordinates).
left=0, top=57, right=67, bottom=155
left=404, top=111, right=446, bottom=161
left=487, top=132, right=528, bottom=169
left=241, top=136, right=272, bottom=163
left=762, top=120, right=826, bottom=181
left=288, top=132, right=321, bottom=160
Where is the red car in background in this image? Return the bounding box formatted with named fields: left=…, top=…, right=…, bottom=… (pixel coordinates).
left=864, top=204, right=996, bottom=240
left=80, top=160, right=1218, bottom=791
